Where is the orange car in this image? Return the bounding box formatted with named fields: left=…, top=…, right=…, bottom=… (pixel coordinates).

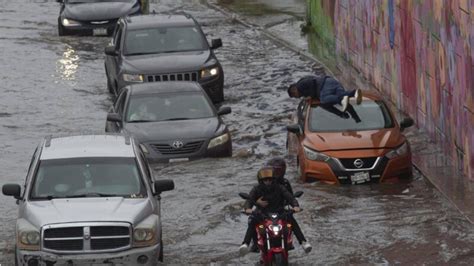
left=287, top=92, right=414, bottom=184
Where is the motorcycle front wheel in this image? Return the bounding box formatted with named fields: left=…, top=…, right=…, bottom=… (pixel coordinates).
left=271, top=253, right=288, bottom=266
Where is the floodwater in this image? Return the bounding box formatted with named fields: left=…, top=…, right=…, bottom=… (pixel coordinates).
left=1, top=0, right=473, bottom=265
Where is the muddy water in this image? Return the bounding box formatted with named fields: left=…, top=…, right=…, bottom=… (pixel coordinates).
left=1, top=0, right=473, bottom=265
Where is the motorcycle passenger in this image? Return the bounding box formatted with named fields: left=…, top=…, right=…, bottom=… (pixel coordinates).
left=265, top=157, right=312, bottom=253
left=239, top=167, right=300, bottom=256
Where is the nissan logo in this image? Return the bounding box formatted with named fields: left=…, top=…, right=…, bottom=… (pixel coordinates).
left=353, top=159, right=364, bottom=168
left=172, top=140, right=184, bottom=149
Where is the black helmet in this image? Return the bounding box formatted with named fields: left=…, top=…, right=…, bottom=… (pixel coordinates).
left=257, top=166, right=274, bottom=184
left=265, top=157, right=286, bottom=181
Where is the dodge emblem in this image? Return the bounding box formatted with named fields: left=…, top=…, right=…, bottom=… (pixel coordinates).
left=353, top=159, right=364, bottom=168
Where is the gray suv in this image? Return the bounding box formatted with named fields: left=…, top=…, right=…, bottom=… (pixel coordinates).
left=2, top=134, right=174, bottom=265
left=104, top=13, right=225, bottom=103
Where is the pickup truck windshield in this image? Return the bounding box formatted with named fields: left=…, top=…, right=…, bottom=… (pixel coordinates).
left=30, top=157, right=146, bottom=199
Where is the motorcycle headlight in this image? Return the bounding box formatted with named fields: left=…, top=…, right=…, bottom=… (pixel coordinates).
left=269, top=224, right=282, bottom=236
left=122, top=73, right=144, bottom=82
left=201, top=66, right=219, bottom=79
left=385, top=142, right=409, bottom=159
left=207, top=133, right=230, bottom=149
left=133, top=215, right=158, bottom=247
left=62, top=18, right=81, bottom=27
left=17, top=220, right=40, bottom=251
left=303, top=146, right=330, bottom=162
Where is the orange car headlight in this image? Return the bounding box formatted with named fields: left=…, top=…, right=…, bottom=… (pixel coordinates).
left=385, top=142, right=409, bottom=159
left=303, top=146, right=330, bottom=162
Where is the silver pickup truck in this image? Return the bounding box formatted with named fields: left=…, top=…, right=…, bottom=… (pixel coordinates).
left=2, top=134, right=174, bottom=265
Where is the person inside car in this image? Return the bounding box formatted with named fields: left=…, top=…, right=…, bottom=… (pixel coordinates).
left=287, top=75, right=362, bottom=112
left=239, top=167, right=301, bottom=255
left=264, top=157, right=312, bottom=253
left=128, top=102, right=156, bottom=122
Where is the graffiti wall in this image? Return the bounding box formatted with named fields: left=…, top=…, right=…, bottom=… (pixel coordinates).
left=307, top=0, right=473, bottom=180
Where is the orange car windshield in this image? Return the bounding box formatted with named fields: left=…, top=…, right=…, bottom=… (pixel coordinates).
left=308, top=100, right=394, bottom=132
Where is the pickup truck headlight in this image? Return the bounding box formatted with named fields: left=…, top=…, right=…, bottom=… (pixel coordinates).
left=385, top=142, right=409, bottom=159
left=208, top=133, right=229, bottom=149
left=133, top=215, right=158, bottom=247
left=62, top=18, right=80, bottom=27
left=122, top=74, right=144, bottom=82
left=17, top=220, right=40, bottom=251
left=303, top=146, right=330, bottom=162
left=201, top=67, right=219, bottom=79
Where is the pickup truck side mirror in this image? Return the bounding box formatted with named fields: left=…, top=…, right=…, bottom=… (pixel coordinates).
left=3, top=184, right=21, bottom=200
left=154, top=180, right=175, bottom=195
left=217, top=106, right=231, bottom=116
left=210, top=38, right=222, bottom=49
left=107, top=113, right=122, bottom=122
left=104, top=46, right=118, bottom=56
left=400, top=117, right=414, bottom=131
left=287, top=124, right=302, bottom=135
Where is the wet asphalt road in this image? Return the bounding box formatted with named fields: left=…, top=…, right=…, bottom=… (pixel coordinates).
left=1, top=0, right=474, bottom=265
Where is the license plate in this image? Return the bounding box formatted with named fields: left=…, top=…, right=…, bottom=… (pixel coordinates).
left=350, top=172, right=370, bottom=184
left=93, top=28, right=107, bottom=36
left=169, top=158, right=189, bottom=163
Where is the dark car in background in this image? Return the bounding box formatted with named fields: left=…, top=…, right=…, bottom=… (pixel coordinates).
left=104, top=13, right=225, bottom=103
left=56, top=0, right=146, bottom=36
left=105, top=82, right=232, bottom=163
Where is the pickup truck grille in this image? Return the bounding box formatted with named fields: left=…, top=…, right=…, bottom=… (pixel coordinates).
left=146, top=72, right=199, bottom=82
left=42, top=223, right=131, bottom=253
left=150, top=140, right=204, bottom=155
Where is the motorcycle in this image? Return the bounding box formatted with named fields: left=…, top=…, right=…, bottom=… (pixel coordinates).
left=239, top=191, right=303, bottom=266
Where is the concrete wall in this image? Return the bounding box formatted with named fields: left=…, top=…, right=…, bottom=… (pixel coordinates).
left=307, top=0, right=474, bottom=180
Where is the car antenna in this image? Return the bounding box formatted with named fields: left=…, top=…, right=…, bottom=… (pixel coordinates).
left=45, top=135, right=52, bottom=147
left=123, top=133, right=131, bottom=145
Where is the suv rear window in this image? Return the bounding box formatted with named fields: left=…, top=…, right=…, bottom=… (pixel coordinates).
left=124, top=26, right=208, bottom=55
left=30, top=157, right=146, bottom=199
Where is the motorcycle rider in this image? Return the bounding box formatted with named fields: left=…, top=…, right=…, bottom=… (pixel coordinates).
left=239, top=167, right=301, bottom=255
left=265, top=157, right=312, bottom=253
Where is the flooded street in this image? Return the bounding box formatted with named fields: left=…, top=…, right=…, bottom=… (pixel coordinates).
left=1, top=0, right=473, bottom=265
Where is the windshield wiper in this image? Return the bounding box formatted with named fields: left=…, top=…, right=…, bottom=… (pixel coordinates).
left=162, top=117, right=190, bottom=121
left=127, top=119, right=155, bottom=123
left=65, top=193, right=122, bottom=198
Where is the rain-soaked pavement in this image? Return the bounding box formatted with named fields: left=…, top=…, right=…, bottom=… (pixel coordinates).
left=1, top=0, right=474, bottom=265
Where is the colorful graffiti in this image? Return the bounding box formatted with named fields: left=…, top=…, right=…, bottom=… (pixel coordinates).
left=307, top=0, right=473, bottom=180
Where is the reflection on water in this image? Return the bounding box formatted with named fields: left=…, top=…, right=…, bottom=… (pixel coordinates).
left=57, top=45, right=79, bottom=80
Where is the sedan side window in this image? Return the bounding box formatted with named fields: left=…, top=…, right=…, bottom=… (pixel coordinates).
left=114, top=91, right=127, bottom=115
left=113, top=25, right=123, bottom=49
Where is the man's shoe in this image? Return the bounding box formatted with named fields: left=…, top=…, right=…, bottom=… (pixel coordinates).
left=341, top=96, right=349, bottom=112
left=239, top=243, right=249, bottom=256
left=301, top=241, right=312, bottom=253
left=355, top=89, right=362, bottom=105
left=250, top=243, right=259, bottom=253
